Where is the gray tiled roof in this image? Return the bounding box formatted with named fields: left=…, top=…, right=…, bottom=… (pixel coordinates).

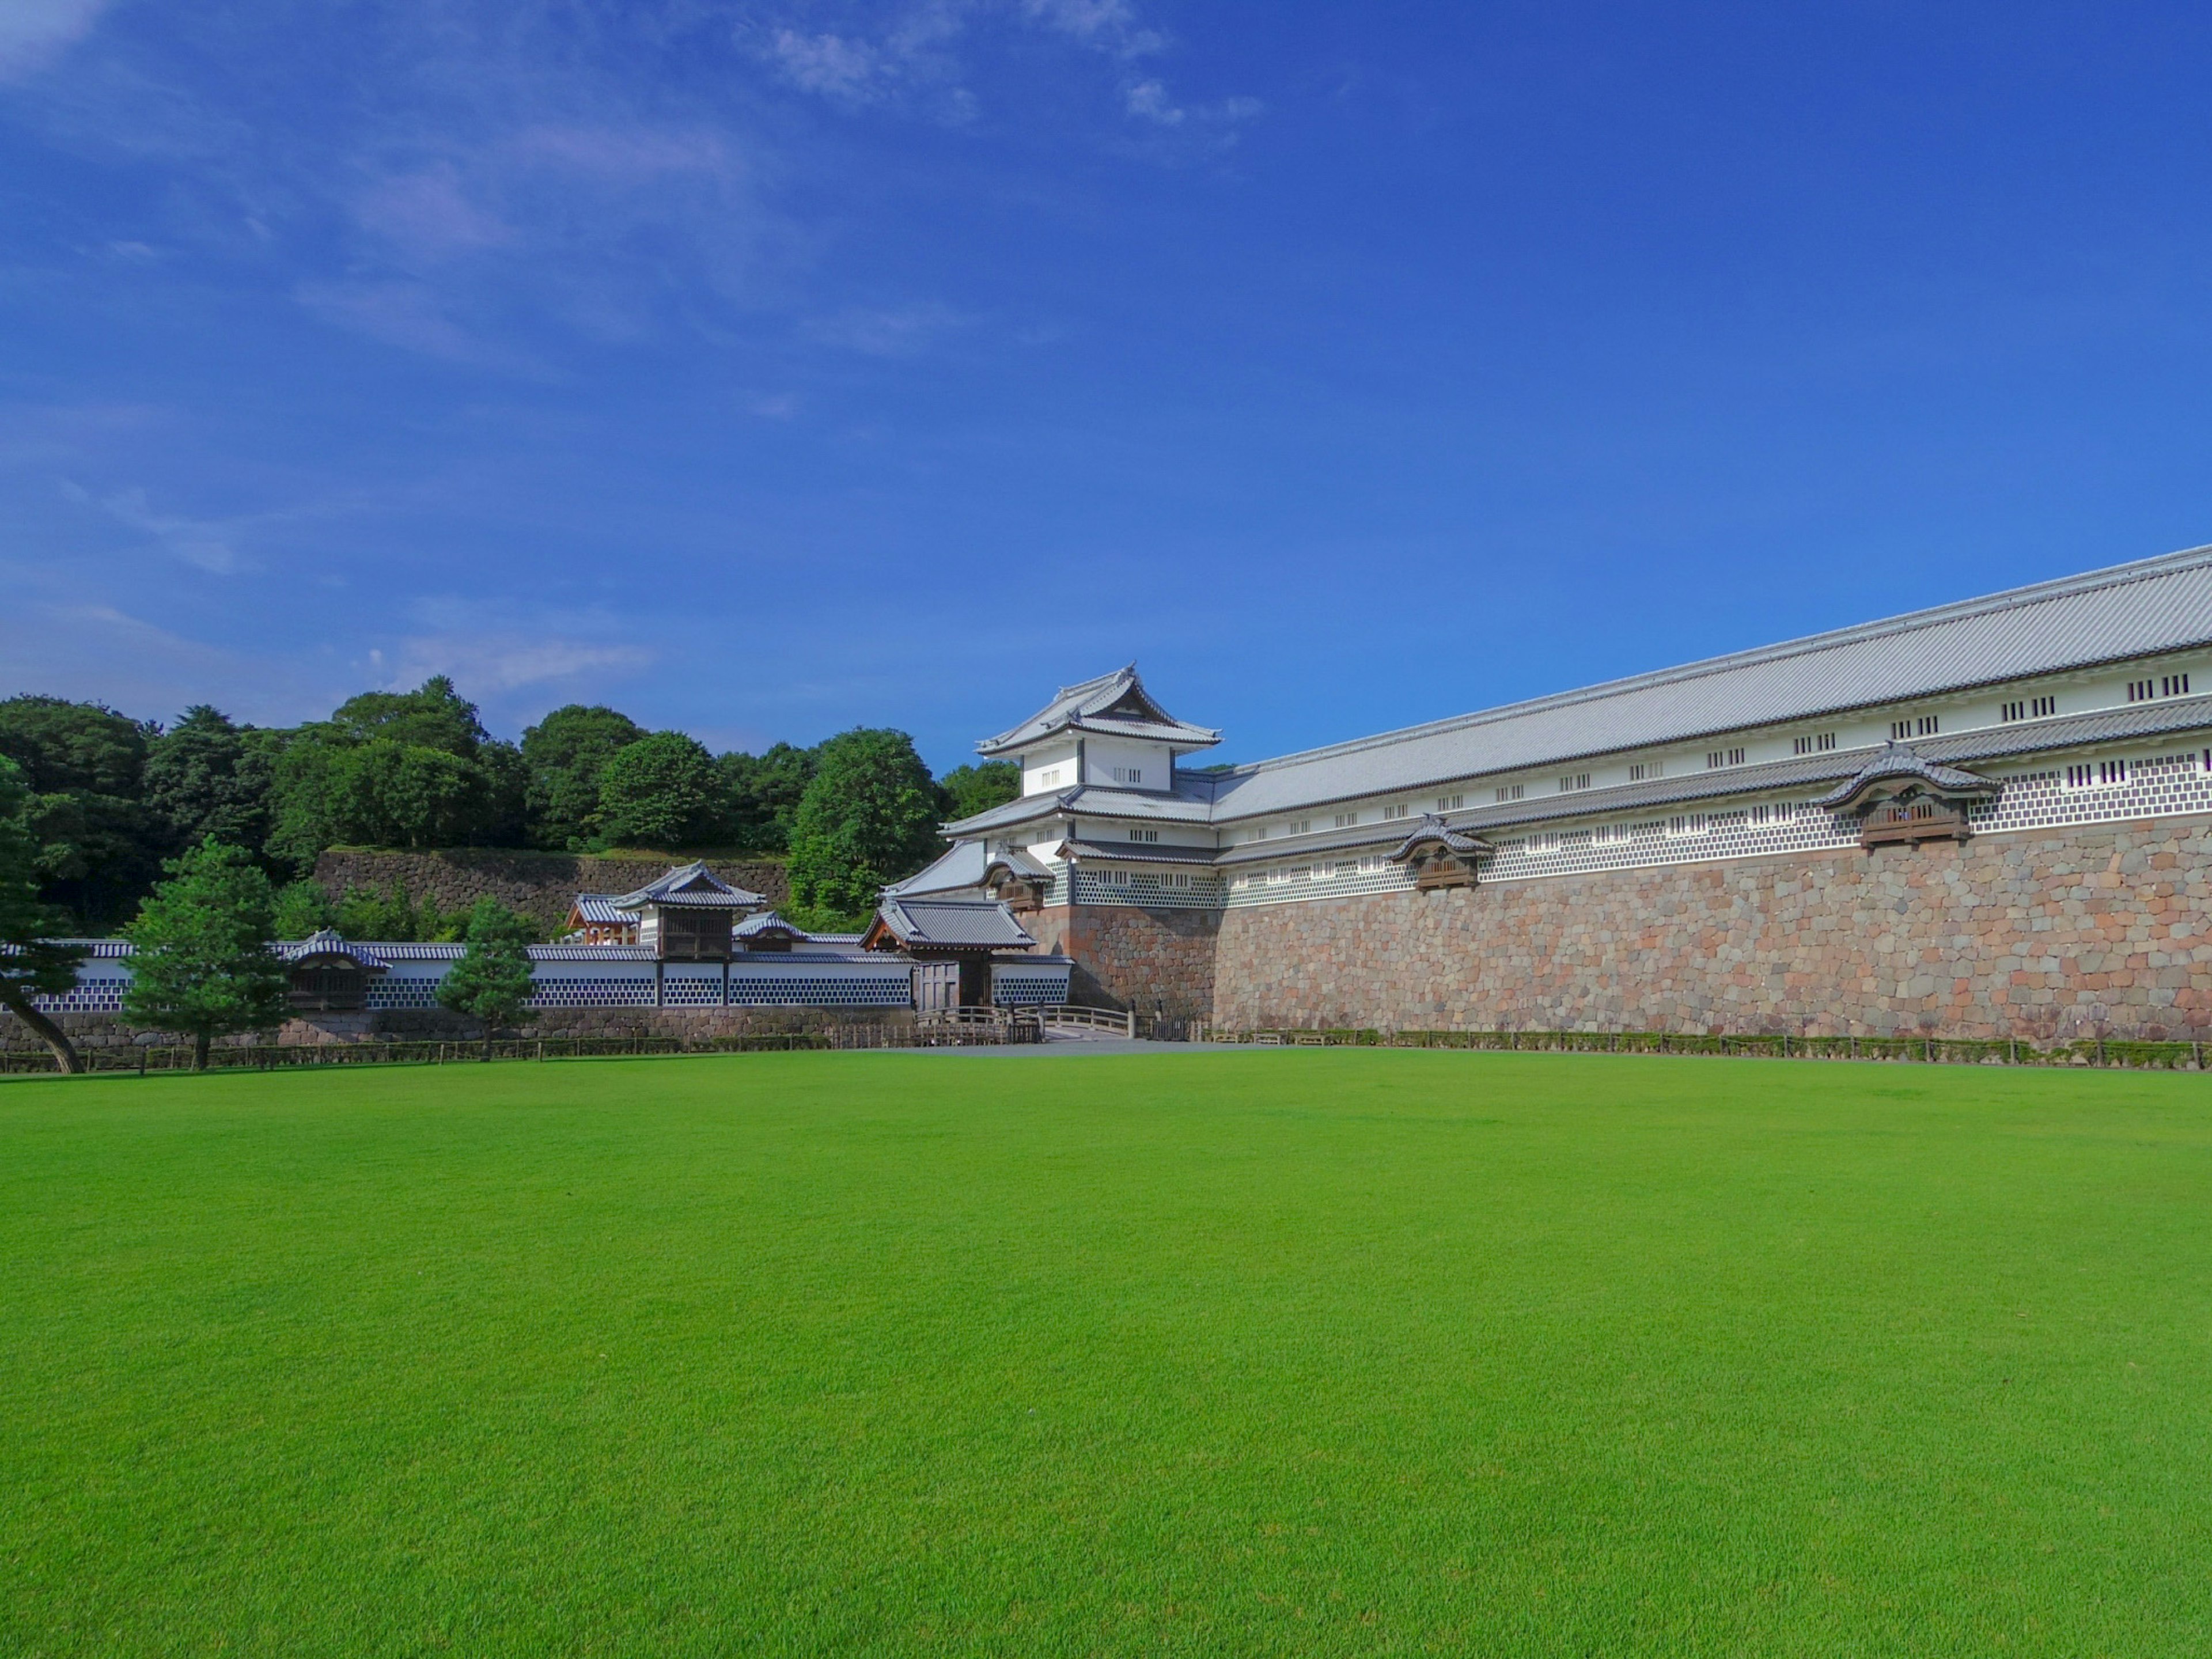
left=279, top=929, right=392, bottom=969
left=943, top=778, right=1217, bottom=836
left=611, top=861, right=766, bottom=910
left=1387, top=816, right=1494, bottom=862
left=570, top=894, right=638, bottom=926
left=1214, top=690, right=2212, bottom=863
left=1205, top=545, right=2212, bottom=820
left=975, top=665, right=1222, bottom=758
left=1810, top=743, right=2001, bottom=811
left=734, top=909, right=809, bottom=940
left=1052, top=839, right=1221, bottom=866
left=885, top=842, right=994, bottom=897
left=869, top=896, right=1038, bottom=950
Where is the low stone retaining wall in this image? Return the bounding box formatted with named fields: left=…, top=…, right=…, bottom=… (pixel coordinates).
left=311, top=849, right=790, bottom=931
left=1, top=1003, right=909, bottom=1055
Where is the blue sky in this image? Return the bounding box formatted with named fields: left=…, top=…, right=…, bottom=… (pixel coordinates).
left=6, top=2, right=2212, bottom=771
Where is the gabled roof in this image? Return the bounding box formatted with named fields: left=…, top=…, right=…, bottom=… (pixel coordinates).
left=611, top=861, right=766, bottom=910
left=570, top=894, right=639, bottom=926
left=862, top=896, right=1039, bottom=952
left=942, top=777, right=1219, bottom=836
left=1204, top=544, right=2212, bottom=821
left=1051, top=839, right=1220, bottom=866
left=1386, top=815, right=1495, bottom=863
left=975, top=665, right=1221, bottom=759
left=885, top=841, right=997, bottom=898
left=1811, top=743, right=2001, bottom=813
left=734, top=910, right=809, bottom=942
left=278, top=929, right=392, bottom=970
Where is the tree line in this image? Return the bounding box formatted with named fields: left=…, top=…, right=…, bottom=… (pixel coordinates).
left=0, top=677, right=1021, bottom=935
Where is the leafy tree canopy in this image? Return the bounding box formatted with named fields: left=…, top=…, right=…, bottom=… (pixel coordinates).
left=596, top=732, right=720, bottom=850
left=0, top=695, right=164, bottom=928
left=786, top=728, right=941, bottom=926
left=272, top=878, right=337, bottom=940
left=122, top=838, right=290, bottom=1070
left=938, top=761, right=1020, bottom=823
left=718, top=741, right=818, bottom=854
left=143, top=705, right=278, bottom=855
left=325, top=675, right=489, bottom=759
left=522, top=704, right=647, bottom=850
left=435, top=896, right=538, bottom=1056
left=0, top=756, right=89, bottom=1073
left=0, top=695, right=151, bottom=796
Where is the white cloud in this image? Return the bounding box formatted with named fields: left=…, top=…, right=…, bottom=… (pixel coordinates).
left=390, top=633, right=655, bottom=695
left=0, top=0, right=109, bottom=81
left=767, top=31, right=884, bottom=102
left=802, top=301, right=968, bottom=357
left=354, top=164, right=515, bottom=262
left=1021, top=0, right=1164, bottom=60
left=1123, top=78, right=1182, bottom=126
left=65, top=480, right=244, bottom=574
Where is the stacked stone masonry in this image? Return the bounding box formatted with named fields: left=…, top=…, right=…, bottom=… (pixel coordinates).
left=311, top=849, right=789, bottom=931
left=1018, top=903, right=1219, bottom=1018
left=1211, top=817, right=2212, bottom=1041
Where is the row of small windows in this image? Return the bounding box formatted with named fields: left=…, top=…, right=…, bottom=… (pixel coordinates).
left=2127, top=675, right=2190, bottom=702
left=2065, top=759, right=2128, bottom=789
left=1225, top=753, right=2180, bottom=887
left=1109, top=765, right=1145, bottom=783
left=1226, top=674, right=2188, bottom=840
left=1127, top=828, right=1158, bottom=843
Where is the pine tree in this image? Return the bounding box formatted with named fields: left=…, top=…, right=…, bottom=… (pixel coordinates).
left=435, top=897, right=537, bottom=1060
left=0, top=757, right=88, bottom=1073
left=123, top=839, right=289, bottom=1070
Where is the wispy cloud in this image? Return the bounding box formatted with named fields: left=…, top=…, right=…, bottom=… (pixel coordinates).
left=391, top=631, right=655, bottom=695
left=802, top=301, right=968, bottom=356
left=63, top=480, right=245, bottom=573
left=0, top=0, right=110, bottom=82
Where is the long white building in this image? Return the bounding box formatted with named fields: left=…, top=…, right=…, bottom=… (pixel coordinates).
left=897, top=545, right=2212, bottom=1039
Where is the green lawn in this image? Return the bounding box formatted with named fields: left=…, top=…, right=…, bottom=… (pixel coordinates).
left=3, top=1052, right=2208, bottom=1656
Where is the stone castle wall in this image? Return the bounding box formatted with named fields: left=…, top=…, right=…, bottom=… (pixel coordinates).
left=1210, top=817, right=2212, bottom=1041
left=311, top=849, right=790, bottom=931
left=1017, top=903, right=1219, bottom=1017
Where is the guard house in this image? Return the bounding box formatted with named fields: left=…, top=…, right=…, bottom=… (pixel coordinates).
left=861, top=895, right=1040, bottom=1009
left=280, top=930, right=390, bottom=1012
left=571, top=862, right=766, bottom=958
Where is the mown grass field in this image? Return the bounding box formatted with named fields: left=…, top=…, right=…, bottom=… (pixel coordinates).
left=3, top=1050, right=2208, bottom=1656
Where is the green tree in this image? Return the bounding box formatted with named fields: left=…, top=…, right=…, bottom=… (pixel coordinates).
left=938, top=761, right=1021, bottom=823
left=596, top=732, right=719, bottom=850
left=122, top=839, right=289, bottom=1071
left=0, top=756, right=89, bottom=1074
left=336, top=881, right=419, bottom=942
left=786, top=729, right=943, bottom=927
left=435, top=897, right=537, bottom=1059
left=521, top=704, right=647, bottom=850
left=272, top=878, right=336, bottom=939
left=0, top=695, right=162, bottom=929
left=326, top=675, right=488, bottom=757
left=270, top=738, right=498, bottom=865
left=264, top=678, right=525, bottom=868
left=717, top=741, right=818, bottom=853
left=143, top=705, right=278, bottom=856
